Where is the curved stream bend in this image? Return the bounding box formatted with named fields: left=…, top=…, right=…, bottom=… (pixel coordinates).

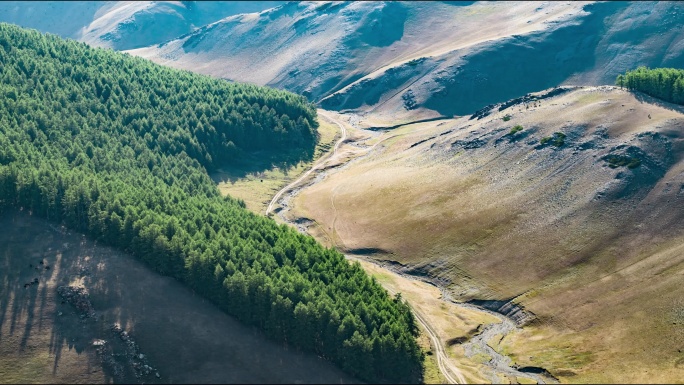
left=268, top=112, right=556, bottom=384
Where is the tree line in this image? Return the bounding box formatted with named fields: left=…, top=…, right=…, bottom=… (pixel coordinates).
left=0, top=23, right=424, bottom=383
left=616, top=66, right=684, bottom=105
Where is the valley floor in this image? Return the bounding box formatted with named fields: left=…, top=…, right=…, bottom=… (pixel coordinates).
left=256, top=90, right=684, bottom=384
left=263, top=111, right=558, bottom=384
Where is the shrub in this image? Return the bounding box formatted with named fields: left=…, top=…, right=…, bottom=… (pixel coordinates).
left=605, top=155, right=641, bottom=169
left=509, top=124, right=523, bottom=135
left=540, top=132, right=566, bottom=147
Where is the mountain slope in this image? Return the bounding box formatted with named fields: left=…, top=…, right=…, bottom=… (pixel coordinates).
left=0, top=23, right=423, bottom=383
left=128, top=1, right=585, bottom=103
left=129, top=1, right=684, bottom=123
left=5, top=1, right=681, bottom=124
left=0, top=1, right=283, bottom=50
left=293, top=86, right=684, bottom=382
left=321, top=1, right=684, bottom=121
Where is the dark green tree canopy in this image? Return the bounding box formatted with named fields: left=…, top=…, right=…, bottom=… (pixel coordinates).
left=616, top=66, right=684, bottom=105
left=0, top=23, right=423, bottom=383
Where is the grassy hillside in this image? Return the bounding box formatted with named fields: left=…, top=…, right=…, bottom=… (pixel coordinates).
left=293, top=86, right=684, bottom=382
left=0, top=23, right=423, bottom=383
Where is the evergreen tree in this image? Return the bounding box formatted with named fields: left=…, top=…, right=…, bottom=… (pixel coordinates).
left=0, top=23, right=424, bottom=383
left=616, top=66, right=684, bottom=105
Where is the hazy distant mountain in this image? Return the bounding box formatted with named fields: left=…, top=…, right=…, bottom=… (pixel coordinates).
left=0, top=1, right=283, bottom=50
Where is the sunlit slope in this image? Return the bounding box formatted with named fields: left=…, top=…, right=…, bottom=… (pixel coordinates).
left=128, top=1, right=587, bottom=103
left=130, top=1, right=684, bottom=122
left=295, top=86, right=684, bottom=382
left=322, top=1, right=684, bottom=122
left=0, top=1, right=282, bottom=50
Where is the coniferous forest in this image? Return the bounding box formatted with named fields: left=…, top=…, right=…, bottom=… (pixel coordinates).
left=0, top=23, right=424, bottom=383
left=616, top=66, right=684, bottom=105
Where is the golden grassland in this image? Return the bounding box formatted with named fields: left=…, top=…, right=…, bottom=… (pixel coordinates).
left=214, top=110, right=339, bottom=214
left=291, top=88, right=684, bottom=383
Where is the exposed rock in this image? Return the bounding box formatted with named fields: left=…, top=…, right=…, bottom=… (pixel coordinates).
left=57, top=285, right=96, bottom=319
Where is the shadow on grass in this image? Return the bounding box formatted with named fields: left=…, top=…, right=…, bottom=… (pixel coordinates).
left=210, top=146, right=315, bottom=185
left=631, top=90, right=684, bottom=114
left=0, top=211, right=115, bottom=382
left=0, top=209, right=357, bottom=384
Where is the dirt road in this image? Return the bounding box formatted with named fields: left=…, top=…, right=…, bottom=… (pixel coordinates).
left=361, top=256, right=467, bottom=384
left=265, top=110, right=347, bottom=216
left=267, top=111, right=553, bottom=384
left=268, top=112, right=467, bottom=383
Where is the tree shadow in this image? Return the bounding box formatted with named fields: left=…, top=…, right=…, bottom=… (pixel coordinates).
left=631, top=90, right=684, bottom=114
left=0, top=211, right=124, bottom=383
left=0, top=210, right=358, bottom=384
left=210, top=146, right=314, bottom=185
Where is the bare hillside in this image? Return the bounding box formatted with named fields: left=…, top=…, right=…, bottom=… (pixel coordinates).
left=129, top=1, right=684, bottom=122
left=0, top=1, right=282, bottom=50
left=293, top=87, right=684, bottom=382
left=128, top=1, right=585, bottom=107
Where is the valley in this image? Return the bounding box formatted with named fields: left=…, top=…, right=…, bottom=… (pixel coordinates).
left=1, top=1, right=684, bottom=384
left=265, top=87, right=684, bottom=383
left=260, top=110, right=558, bottom=384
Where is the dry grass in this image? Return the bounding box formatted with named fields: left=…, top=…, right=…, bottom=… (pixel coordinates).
left=349, top=257, right=496, bottom=384
left=215, top=110, right=339, bottom=214
left=417, top=331, right=446, bottom=384
left=292, top=88, right=684, bottom=382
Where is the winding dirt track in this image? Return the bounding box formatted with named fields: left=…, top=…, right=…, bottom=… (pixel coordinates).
left=265, top=111, right=550, bottom=384
left=265, top=111, right=347, bottom=216
left=266, top=112, right=465, bottom=383
left=414, top=309, right=466, bottom=384
left=371, top=264, right=467, bottom=384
